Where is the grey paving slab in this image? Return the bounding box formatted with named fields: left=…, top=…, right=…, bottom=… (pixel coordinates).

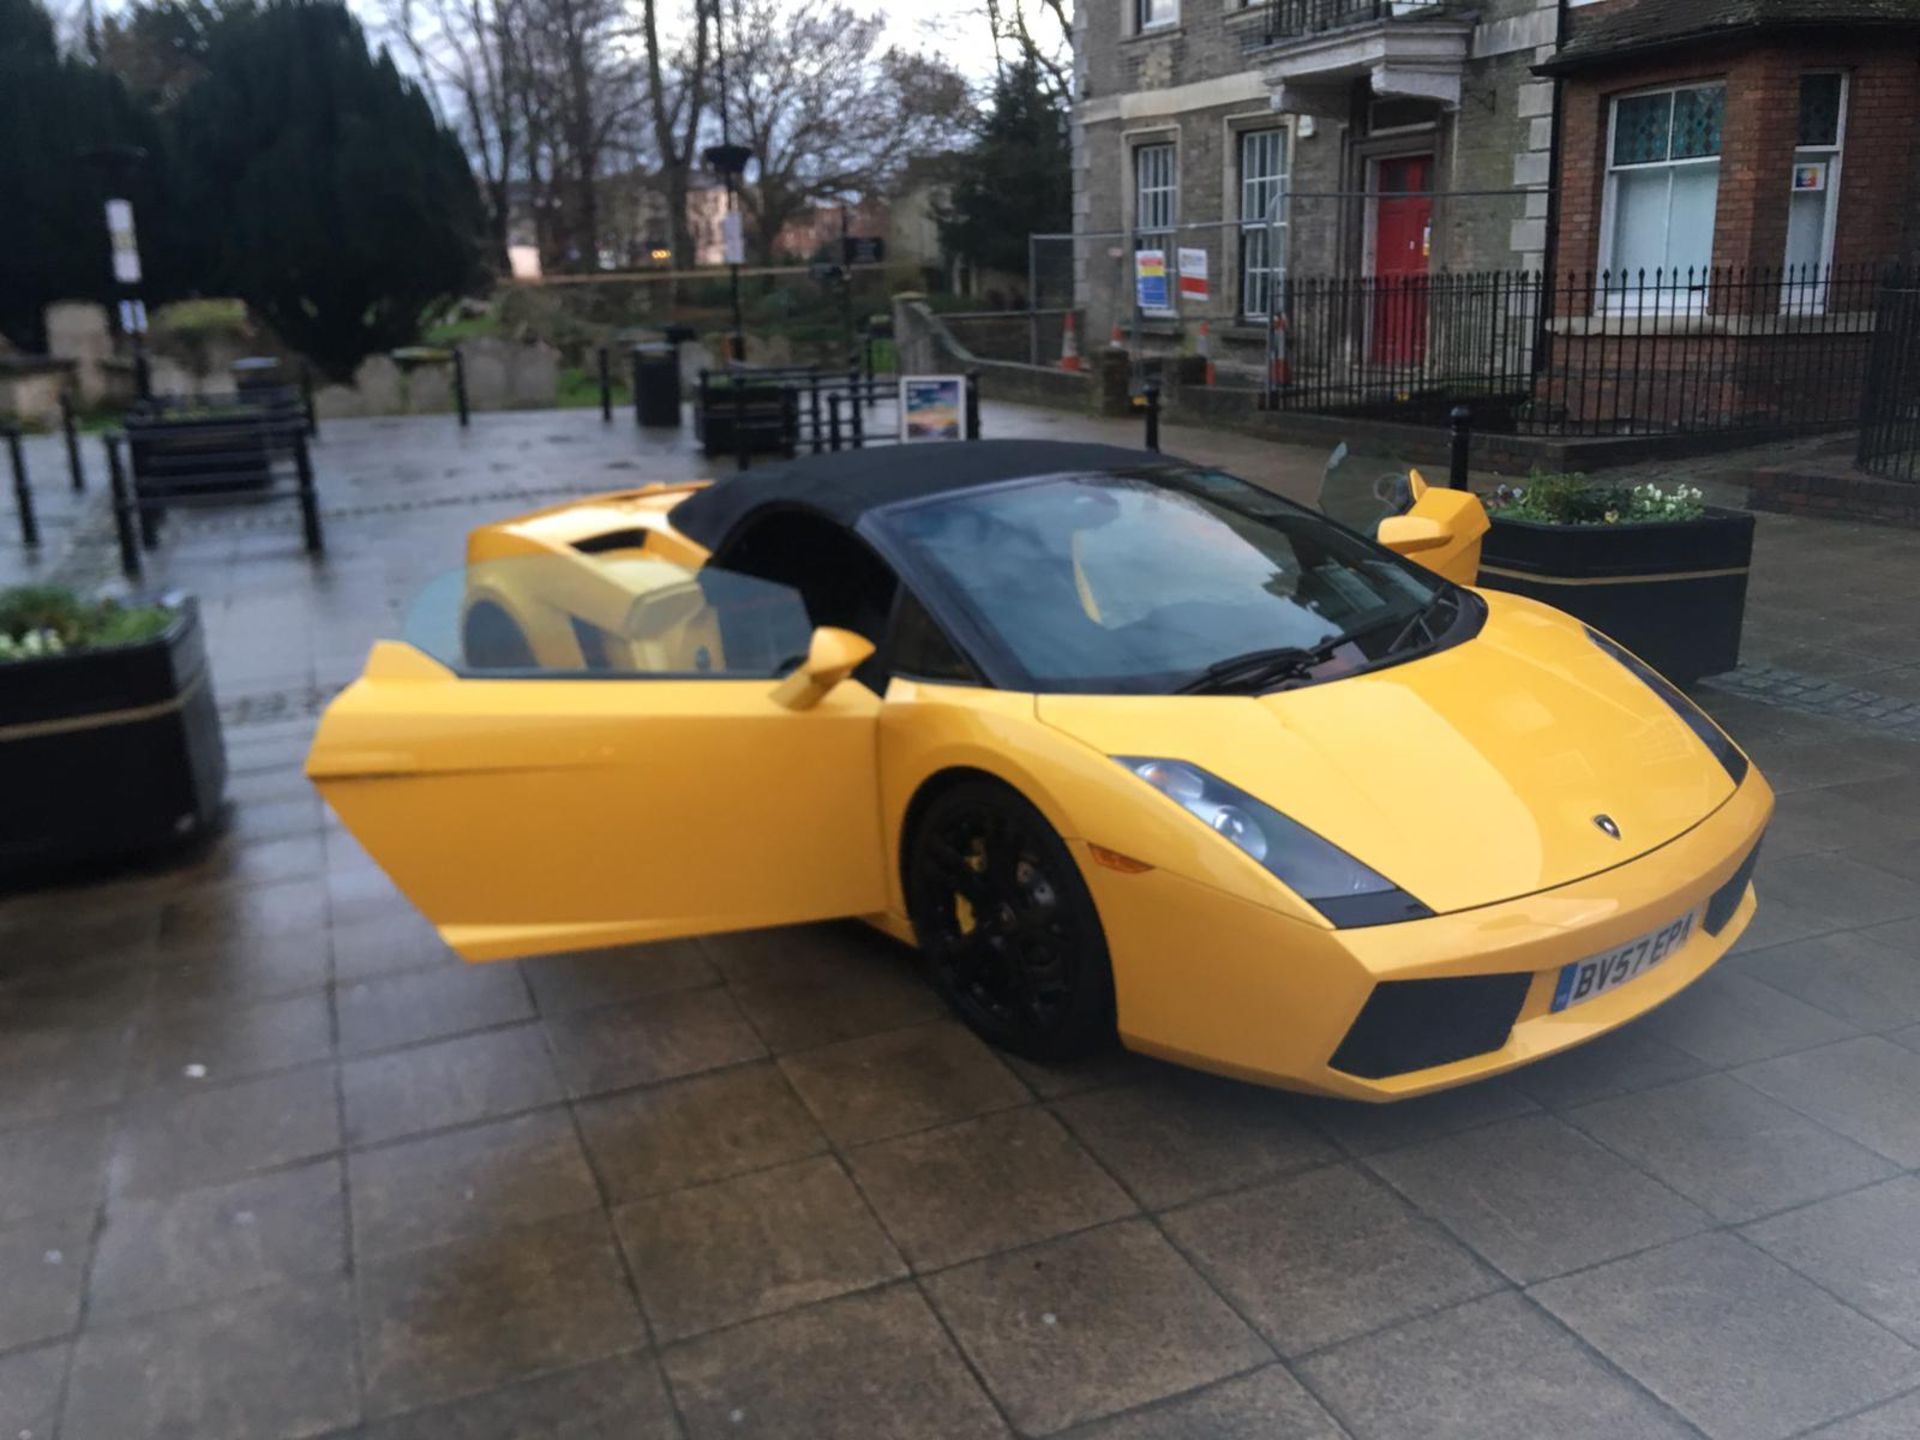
left=573, top=1060, right=828, bottom=1202
left=1639, top=969, right=1861, bottom=1068
left=1532, top=1233, right=1920, bottom=1440
left=1159, top=1163, right=1500, bottom=1358
left=62, top=1277, right=361, bottom=1440
left=614, top=1154, right=905, bottom=1342
left=1804, top=1391, right=1920, bottom=1440
left=706, top=922, right=946, bottom=1053
left=1733, top=926, right=1920, bottom=1032
left=1366, top=1113, right=1710, bottom=1283
left=1301, top=1291, right=1692, bottom=1440
left=1291, top=1074, right=1538, bottom=1156
left=0, top=1108, right=111, bottom=1225
left=88, top=1158, right=348, bottom=1322
left=361, top=1352, right=681, bottom=1440
left=334, top=961, right=533, bottom=1056
left=1566, top=1073, right=1898, bottom=1223
left=340, top=1023, right=561, bottom=1147
left=778, top=1019, right=1031, bottom=1146
left=1736, top=1037, right=1920, bottom=1165
left=128, top=989, right=335, bottom=1092
left=0, top=1210, right=92, bottom=1350
left=925, top=1219, right=1270, bottom=1436
left=1051, top=1069, right=1337, bottom=1210
left=0, top=1342, right=68, bottom=1440
left=355, top=1211, right=644, bottom=1418
left=541, top=984, right=766, bottom=1099
left=519, top=939, right=718, bottom=1014
left=329, top=908, right=461, bottom=981
left=348, top=1108, right=602, bottom=1260
left=1743, top=1177, right=1920, bottom=1347
left=847, top=1106, right=1136, bottom=1270
left=1748, top=850, right=1920, bottom=931
left=1058, top=1366, right=1344, bottom=1440
left=114, top=1063, right=342, bottom=1198
left=1506, top=1022, right=1708, bottom=1111
left=0, top=1019, right=131, bottom=1128
left=661, top=1284, right=1007, bottom=1440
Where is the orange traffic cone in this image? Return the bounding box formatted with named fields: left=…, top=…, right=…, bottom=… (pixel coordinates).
left=1058, top=312, right=1082, bottom=372
left=1108, top=321, right=1127, bottom=350
left=1197, top=321, right=1216, bottom=386
left=1269, top=312, right=1290, bottom=387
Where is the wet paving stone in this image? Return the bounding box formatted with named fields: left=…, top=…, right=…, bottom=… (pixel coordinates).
left=128, top=989, right=335, bottom=1092
left=0, top=1020, right=132, bottom=1128
left=115, top=1063, right=342, bottom=1198
left=1743, top=1176, right=1920, bottom=1346
left=88, top=1158, right=348, bottom=1321
left=704, top=922, right=945, bottom=1053
left=778, top=1020, right=1031, bottom=1146
left=574, top=1060, right=827, bottom=1203
left=0, top=1342, right=68, bottom=1440
left=925, top=1218, right=1270, bottom=1435
left=614, top=1153, right=905, bottom=1341
left=355, top=1211, right=644, bottom=1418
left=520, top=940, right=718, bottom=1015
left=62, top=1277, right=361, bottom=1440
left=0, top=1109, right=111, bottom=1225
left=349, top=1108, right=601, bottom=1260
left=1059, top=1365, right=1344, bottom=1440
left=341, top=1024, right=561, bottom=1147
left=0, top=1211, right=93, bottom=1350
left=361, top=1352, right=680, bottom=1440
left=1737, top=1036, right=1920, bottom=1166
left=335, top=962, right=533, bottom=1056
left=542, top=985, right=765, bottom=1099
left=662, top=1283, right=1005, bottom=1440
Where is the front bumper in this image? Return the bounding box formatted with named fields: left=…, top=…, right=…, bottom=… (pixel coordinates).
left=1080, top=771, right=1774, bottom=1101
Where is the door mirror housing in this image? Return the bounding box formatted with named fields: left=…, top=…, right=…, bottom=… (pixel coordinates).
left=771, top=627, right=875, bottom=711
left=1376, top=482, right=1489, bottom=586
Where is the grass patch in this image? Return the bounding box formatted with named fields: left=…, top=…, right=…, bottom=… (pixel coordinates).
left=424, top=313, right=505, bottom=346
left=556, top=366, right=632, bottom=409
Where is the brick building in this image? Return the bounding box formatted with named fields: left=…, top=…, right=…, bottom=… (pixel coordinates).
left=1069, top=0, right=1562, bottom=374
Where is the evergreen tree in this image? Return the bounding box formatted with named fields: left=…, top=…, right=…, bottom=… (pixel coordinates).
left=0, top=0, right=182, bottom=350
left=169, top=0, right=485, bottom=377
left=937, top=57, right=1069, bottom=282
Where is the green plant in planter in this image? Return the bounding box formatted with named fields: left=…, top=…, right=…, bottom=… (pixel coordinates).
left=1486, top=473, right=1706, bottom=526
left=0, top=586, right=172, bottom=663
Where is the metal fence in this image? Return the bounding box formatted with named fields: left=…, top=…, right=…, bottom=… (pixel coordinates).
left=1278, top=263, right=1885, bottom=439
left=1246, top=0, right=1397, bottom=49
left=1859, top=279, right=1920, bottom=482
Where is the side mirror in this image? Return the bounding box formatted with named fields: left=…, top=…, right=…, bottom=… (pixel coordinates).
left=770, top=626, right=875, bottom=711
left=1376, top=487, right=1490, bottom=586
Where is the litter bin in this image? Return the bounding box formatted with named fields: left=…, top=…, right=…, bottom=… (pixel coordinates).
left=232, top=356, right=283, bottom=395
left=633, top=343, right=681, bottom=427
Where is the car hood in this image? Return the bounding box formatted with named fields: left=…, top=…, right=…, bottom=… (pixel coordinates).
left=1037, top=593, right=1739, bottom=916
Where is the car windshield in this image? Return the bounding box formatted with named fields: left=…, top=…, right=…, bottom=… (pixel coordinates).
left=873, top=467, right=1444, bottom=694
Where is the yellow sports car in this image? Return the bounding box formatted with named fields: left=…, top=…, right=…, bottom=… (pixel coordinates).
left=307, top=440, right=1771, bottom=1100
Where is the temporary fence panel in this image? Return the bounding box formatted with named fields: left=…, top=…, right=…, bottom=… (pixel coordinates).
left=1859, top=277, right=1920, bottom=482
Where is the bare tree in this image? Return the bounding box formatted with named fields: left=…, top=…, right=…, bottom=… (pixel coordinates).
left=391, top=0, right=525, bottom=263
left=982, top=0, right=1069, bottom=102
left=639, top=0, right=711, bottom=268
left=723, top=0, right=970, bottom=263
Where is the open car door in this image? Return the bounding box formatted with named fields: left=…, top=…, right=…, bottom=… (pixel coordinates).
left=307, top=553, right=888, bottom=961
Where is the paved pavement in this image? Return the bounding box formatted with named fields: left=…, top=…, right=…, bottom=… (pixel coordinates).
left=5, top=406, right=1920, bottom=1440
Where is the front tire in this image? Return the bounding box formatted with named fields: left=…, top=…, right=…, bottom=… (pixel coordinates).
left=904, top=780, right=1116, bottom=1061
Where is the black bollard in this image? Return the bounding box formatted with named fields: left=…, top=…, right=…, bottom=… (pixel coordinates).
left=60, top=391, right=84, bottom=492
left=301, top=366, right=318, bottom=439
left=827, top=393, right=842, bottom=452
left=964, top=372, right=982, bottom=441
left=1448, top=405, right=1471, bottom=490
left=1143, top=383, right=1161, bottom=453
left=453, top=348, right=471, bottom=428
left=6, top=428, right=37, bottom=548
left=105, top=433, right=140, bottom=579
left=732, top=372, right=749, bottom=473
left=598, top=347, right=612, bottom=423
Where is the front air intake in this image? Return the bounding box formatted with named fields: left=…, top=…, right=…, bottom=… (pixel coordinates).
left=1329, top=973, right=1532, bottom=1080
left=1705, top=837, right=1763, bottom=937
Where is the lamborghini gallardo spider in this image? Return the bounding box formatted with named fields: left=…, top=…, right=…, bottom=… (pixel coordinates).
left=307, top=440, right=1771, bottom=1099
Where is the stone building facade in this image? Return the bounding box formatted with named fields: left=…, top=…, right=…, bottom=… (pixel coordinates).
left=1069, top=0, right=1562, bottom=375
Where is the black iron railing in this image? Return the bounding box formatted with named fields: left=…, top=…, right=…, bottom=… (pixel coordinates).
left=1273, top=263, right=1889, bottom=440
left=1859, top=280, right=1920, bottom=482
left=1247, top=0, right=1396, bottom=47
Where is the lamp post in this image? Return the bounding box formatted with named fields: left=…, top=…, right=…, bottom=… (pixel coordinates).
left=702, top=0, right=751, bottom=371
left=80, top=143, right=152, bottom=402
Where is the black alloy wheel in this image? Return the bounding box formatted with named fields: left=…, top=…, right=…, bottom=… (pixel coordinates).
left=905, top=779, right=1116, bottom=1061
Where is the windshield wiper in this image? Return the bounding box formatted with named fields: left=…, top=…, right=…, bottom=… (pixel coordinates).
left=1176, top=641, right=1338, bottom=695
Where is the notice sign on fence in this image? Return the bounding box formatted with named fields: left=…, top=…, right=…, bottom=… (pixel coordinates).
left=900, top=375, right=965, bottom=443
left=1178, top=248, right=1209, bottom=302
left=105, top=198, right=142, bottom=285
left=1135, top=250, right=1169, bottom=311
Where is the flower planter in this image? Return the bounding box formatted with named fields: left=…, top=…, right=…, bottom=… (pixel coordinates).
left=1477, top=507, right=1755, bottom=684
left=0, top=594, right=226, bottom=875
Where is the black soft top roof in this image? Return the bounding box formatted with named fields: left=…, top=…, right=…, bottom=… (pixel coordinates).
left=671, top=439, right=1170, bottom=551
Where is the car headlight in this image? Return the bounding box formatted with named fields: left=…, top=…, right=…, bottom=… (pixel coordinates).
left=1117, top=757, right=1433, bottom=928
left=1585, top=627, right=1748, bottom=786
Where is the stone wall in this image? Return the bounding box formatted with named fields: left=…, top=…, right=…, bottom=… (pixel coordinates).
left=311, top=337, right=561, bottom=420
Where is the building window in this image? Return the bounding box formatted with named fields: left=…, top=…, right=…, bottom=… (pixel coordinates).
left=1134, top=141, right=1176, bottom=312
left=1601, top=83, right=1725, bottom=300
left=1238, top=129, right=1288, bottom=319
left=1135, top=0, right=1178, bottom=32
left=1784, top=72, right=1846, bottom=306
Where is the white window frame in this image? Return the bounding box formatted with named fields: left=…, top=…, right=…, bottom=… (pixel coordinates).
left=1135, top=0, right=1178, bottom=33
left=1781, top=70, right=1848, bottom=314
left=1237, top=128, right=1288, bottom=320
left=1133, top=140, right=1178, bottom=315
left=1598, top=81, right=1727, bottom=313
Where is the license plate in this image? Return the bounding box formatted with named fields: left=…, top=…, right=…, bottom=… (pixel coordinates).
left=1551, top=910, right=1697, bottom=1013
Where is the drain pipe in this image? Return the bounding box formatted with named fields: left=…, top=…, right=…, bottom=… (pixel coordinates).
left=1532, top=0, right=1570, bottom=378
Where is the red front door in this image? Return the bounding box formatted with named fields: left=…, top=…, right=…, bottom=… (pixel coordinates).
left=1371, top=156, right=1433, bottom=365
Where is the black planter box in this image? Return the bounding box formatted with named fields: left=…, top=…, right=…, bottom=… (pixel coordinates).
left=0, top=595, right=226, bottom=875
left=694, top=384, right=794, bottom=458
left=1478, top=507, right=1755, bottom=684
